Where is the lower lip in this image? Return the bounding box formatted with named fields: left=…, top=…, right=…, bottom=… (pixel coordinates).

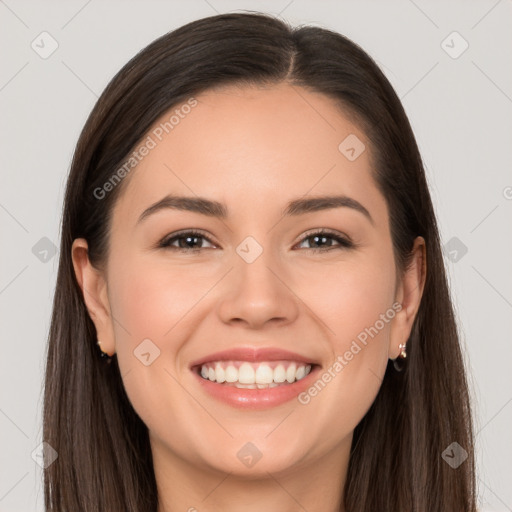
left=192, top=366, right=319, bottom=410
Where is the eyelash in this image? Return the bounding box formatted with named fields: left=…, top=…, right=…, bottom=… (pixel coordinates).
left=159, top=229, right=355, bottom=253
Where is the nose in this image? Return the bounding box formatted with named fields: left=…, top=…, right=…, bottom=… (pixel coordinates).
left=216, top=247, right=299, bottom=330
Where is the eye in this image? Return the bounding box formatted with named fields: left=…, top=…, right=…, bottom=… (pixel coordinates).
left=159, top=229, right=354, bottom=253
left=159, top=230, right=216, bottom=252
left=295, top=230, right=354, bottom=252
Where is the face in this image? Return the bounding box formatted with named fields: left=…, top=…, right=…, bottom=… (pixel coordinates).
left=74, top=82, right=423, bottom=481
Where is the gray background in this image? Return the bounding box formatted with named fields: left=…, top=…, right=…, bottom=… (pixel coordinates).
left=1, top=1, right=511, bottom=510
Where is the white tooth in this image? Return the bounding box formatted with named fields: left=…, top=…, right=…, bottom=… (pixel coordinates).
left=273, top=364, right=286, bottom=383
left=257, top=383, right=269, bottom=389
left=255, top=364, right=274, bottom=384
left=234, top=382, right=257, bottom=389
left=201, top=365, right=208, bottom=379
left=305, top=364, right=312, bottom=375
left=208, top=367, right=216, bottom=381
left=269, top=382, right=278, bottom=388
left=225, top=365, right=238, bottom=383
left=286, top=363, right=297, bottom=383
left=238, top=362, right=255, bottom=384
left=215, top=364, right=226, bottom=383
left=295, top=365, right=306, bottom=381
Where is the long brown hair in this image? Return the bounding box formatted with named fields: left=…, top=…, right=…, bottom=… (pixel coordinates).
left=43, top=12, right=477, bottom=511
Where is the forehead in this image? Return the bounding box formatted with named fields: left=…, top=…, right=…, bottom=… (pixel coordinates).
left=112, top=83, right=387, bottom=228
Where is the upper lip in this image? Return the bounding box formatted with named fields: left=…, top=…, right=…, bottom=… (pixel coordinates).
left=190, top=347, right=320, bottom=368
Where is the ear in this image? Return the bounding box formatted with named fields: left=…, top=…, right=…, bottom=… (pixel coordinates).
left=388, top=236, right=427, bottom=359
left=71, top=238, right=116, bottom=356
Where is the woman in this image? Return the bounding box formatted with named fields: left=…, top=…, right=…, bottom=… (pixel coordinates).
left=43, top=12, right=477, bottom=511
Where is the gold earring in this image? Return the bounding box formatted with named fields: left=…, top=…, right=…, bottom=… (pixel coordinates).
left=97, top=340, right=112, bottom=363
left=393, top=343, right=407, bottom=372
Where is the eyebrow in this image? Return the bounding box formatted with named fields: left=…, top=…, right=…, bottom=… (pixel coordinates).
left=137, top=194, right=374, bottom=225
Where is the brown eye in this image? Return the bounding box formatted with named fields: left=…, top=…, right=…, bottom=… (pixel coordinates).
left=296, top=230, right=353, bottom=251
left=160, top=230, right=216, bottom=251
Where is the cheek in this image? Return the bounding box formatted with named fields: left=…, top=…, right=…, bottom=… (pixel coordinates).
left=105, top=258, right=213, bottom=435
left=109, top=255, right=218, bottom=346
left=294, top=255, right=396, bottom=352
left=292, top=255, right=396, bottom=432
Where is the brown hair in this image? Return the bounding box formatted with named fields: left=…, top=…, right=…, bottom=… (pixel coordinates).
left=43, top=11, right=477, bottom=511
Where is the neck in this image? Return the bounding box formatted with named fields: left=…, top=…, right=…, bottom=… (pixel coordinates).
left=153, top=434, right=351, bottom=512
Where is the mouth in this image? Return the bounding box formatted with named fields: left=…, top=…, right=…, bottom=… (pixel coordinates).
left=190, top=348, right=321, bottom=409
left=194, top=360, right=313, bottom=389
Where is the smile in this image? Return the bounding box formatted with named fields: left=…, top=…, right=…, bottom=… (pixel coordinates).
left=190, top=347, right=321, bottom=409
left=198, top=360, right=313, bottom=389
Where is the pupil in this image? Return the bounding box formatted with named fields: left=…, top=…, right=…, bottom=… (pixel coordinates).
left=313, top=235, right=329, bottom=247
left=181, top=236, right=200, bottom=248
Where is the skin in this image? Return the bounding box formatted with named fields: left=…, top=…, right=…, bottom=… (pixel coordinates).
left=72, top=82, right=426, bottom=512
